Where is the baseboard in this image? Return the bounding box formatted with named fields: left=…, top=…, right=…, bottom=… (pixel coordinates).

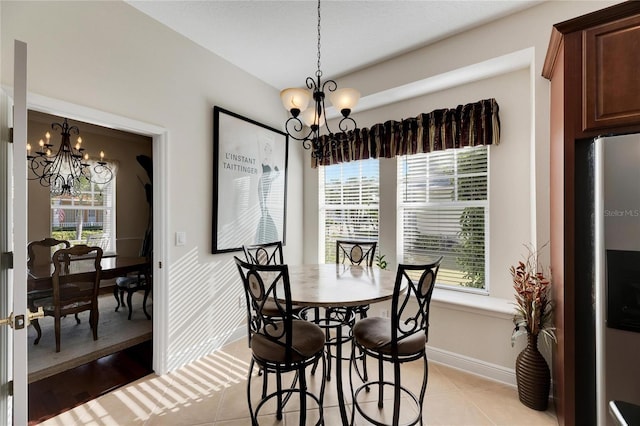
left=426, top=345, right=517, bottom=387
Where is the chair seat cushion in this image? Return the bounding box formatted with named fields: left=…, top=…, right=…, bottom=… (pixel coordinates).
left=116, top=276, right=144, bottom=289
left=252, top=319, right=325, bottom=363
left=261, top=300, right=303, bottom=317
left=34, top=297, right=92, bottom=312
left=353, top=317, right=426, bottom=356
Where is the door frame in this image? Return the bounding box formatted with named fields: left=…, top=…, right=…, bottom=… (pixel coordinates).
left=25, top=92, right=169, bottom=375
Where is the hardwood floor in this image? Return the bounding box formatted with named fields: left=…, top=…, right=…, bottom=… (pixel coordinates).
left=28, top=339, right=153, bottom=425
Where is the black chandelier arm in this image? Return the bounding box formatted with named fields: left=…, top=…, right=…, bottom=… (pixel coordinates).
left=51, top=118, right=79, bottom=136
left=284, top=116, right=314, bottom=142
left=90, top=162, right=114, bottom=185
left=306, top=76, right=319, bottom=92
left=338, top=116, right=357, bottom=133
left=320, top=78, right=337, bottom=94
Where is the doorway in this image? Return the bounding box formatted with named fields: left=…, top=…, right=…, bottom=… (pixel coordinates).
left=21, top=95, right=168, bottom=421
left=26, top=110, right=154, bottom=384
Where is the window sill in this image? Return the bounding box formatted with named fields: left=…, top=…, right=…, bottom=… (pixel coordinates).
left=431, top=288, right=514, bottom=320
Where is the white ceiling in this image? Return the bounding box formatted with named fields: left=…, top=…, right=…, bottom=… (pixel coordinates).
left=126, top=0, right=544, bottom=91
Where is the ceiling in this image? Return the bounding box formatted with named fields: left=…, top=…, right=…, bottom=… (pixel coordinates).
left=126, top=0, right=544, bottom=91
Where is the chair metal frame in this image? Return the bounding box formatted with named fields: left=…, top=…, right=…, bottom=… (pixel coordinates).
left=336, top=240, right=377, bottom=267
left=243, top=241, right=284, bottom=266
left=234, top=256, right=326, bottom=425
left=349, top=257, right=442, bottom=426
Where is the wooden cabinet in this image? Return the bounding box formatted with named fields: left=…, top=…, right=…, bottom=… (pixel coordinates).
left=584, top=14, right=640, bottom=131
left=543, top=2, right=640, bottom=425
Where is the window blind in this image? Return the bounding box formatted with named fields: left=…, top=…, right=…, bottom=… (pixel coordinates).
left=319, top=159, right=379, bottom=263
left=398, top=146, right=488, bottom=290
left=51, top=167, right=117, bottom=253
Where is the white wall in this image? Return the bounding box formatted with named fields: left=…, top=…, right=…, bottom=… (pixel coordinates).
left=304, top=0, right=620, bottom=383
left=1, top=0, right=304, bottom=372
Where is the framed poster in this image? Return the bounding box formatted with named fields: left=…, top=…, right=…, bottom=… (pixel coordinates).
left=212, top=106, right=288, bottom=254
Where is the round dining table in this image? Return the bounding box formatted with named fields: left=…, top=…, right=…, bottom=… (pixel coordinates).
left=281, top=263, right=402, bottom=425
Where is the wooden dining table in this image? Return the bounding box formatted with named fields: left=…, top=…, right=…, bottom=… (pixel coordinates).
left=281, top=263, right=402, bottom=425
left=27, top=256, right=151, bottom=291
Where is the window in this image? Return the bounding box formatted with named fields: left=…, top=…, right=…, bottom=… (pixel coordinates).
left=319, top=159, right=379, bottom=263
left=51, top=170, right=116, bottom=253
left=398, top=146, right=488, bottom=291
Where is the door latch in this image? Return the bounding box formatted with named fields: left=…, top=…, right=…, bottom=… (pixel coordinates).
left=0, top=312, right=15, bottom=329
left=0, top=307, right=44, bottom=329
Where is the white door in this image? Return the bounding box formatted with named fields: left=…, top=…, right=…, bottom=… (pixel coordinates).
left=1, top=39, right=29, bottom=426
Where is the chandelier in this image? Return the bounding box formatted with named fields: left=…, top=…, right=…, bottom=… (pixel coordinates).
left=280, top=0, right=360, bottom=160
left=26, top=117, right=113, bottom=196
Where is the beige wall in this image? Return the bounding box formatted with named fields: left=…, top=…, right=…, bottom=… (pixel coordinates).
left=27, top=111, right=152, bottom=257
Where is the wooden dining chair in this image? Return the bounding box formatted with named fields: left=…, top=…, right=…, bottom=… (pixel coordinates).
left=114, top=235, right=152, bottom=320
left=33, top=245, right=103, bottom=353
left=234, top=256, right=326, bottom=424
left=350, top=257, right=442, bottom=426
left=27, top=237, right=71, bottom=344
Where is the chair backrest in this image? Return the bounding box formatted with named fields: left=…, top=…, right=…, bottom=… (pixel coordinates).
left=27, top=238, right=70, bottom=268
left=336, top=240, right=377, bottom=267
left=390, top=257, right=443, bottom=348
left=51, top=244, right=103, bottom=309
left=243, top=241, right=284, bottom=265
left=234, top=256, right=295, bottom=362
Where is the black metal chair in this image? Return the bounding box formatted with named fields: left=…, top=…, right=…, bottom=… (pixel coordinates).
left=350, top=257, right=442, bottom=426
left=34, top=245, right=103, bottom=353
left=309, top=240, right=378, bottom=380
left=234, top=256, right=326, bottom=425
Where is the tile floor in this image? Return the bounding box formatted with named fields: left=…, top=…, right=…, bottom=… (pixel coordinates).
left=40, top=338, right=558, bottom=425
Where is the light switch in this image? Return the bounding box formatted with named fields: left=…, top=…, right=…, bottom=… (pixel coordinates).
left=176, top=231, right=186, bottom=246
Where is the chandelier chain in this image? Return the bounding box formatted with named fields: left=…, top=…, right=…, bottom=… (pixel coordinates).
left=316, top=0, right=322, bottom=77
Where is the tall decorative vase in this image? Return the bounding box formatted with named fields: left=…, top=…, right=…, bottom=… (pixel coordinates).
left=515, top=333, right=550, bottom=411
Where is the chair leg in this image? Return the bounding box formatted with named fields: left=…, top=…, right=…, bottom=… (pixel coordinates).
left=74, top=313, right=81, bottom=324
left=418, top=354, right=429, bottom=426
left=276, top=369, right=283, bottom=420
left=378, top=357, right=384, bottom=408
left=247, top=359, right=258, bottom=426
left=90, top=308, right=99, bottom=341
left=126, top=290, right=134, bottom=320
left=54, top=316, right=61, bottom=353
left=298, top=366, right=307, bottom=426
left=393, top=361, right=401, bottom=426
left=32, top=318, right=42, bottom=345
left=261, top=369, right=268, bottom=398
left=119, top=289, right=126, bottom=310
left=114, top=285, right=121, bottom=312
left=142, top=287, right=151, bottom=319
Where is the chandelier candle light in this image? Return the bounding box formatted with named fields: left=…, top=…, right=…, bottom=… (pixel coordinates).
left=26, top=118, right=113, bottom=196
left=280, top=0, right=360, bottom=160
